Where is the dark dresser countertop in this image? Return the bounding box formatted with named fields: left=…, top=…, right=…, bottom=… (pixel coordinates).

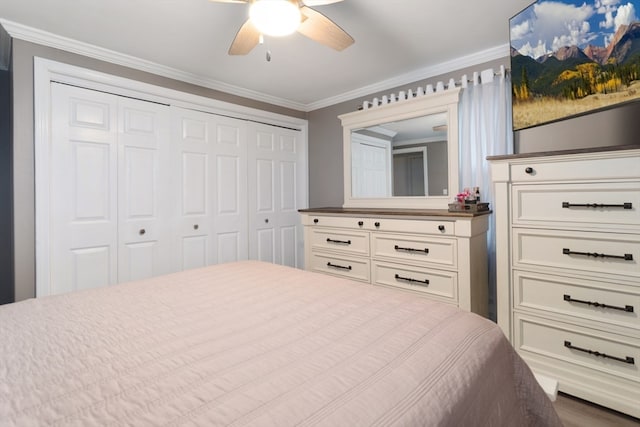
left=487, top=144, right=640, bottom=161
left=298, top=207, right=491, bottom=218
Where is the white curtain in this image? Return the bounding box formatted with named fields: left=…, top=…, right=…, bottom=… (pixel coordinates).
left=458, top=67, right=513, bottom=321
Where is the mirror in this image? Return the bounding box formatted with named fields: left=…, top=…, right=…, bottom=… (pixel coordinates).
left=339, top=89, right=461, bottom=209
left=350, top=113, right=448, bottom=198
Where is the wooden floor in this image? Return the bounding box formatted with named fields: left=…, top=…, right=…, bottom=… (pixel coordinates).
left=553, top=393, right=640, bottom=427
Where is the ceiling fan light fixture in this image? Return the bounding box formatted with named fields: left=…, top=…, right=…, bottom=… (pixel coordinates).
left=249, top=0, right=301, bottom=37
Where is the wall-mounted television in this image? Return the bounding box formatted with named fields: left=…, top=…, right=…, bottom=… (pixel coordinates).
left=510, top=0, right=640, bottom=131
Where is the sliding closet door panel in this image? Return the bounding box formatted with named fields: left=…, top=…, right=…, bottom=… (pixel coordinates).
left=251, top=130, right=276, bottom=263
left=171, top=107, right=248, bottom=269
left=277, top=133, right=303, bottom=268
left=280, top=226, right=297, bottom=266
left=118, top=99, right=174, bottom=282
left=174, top=111, right=212, bottom=270
left=50, top=83, right=118, bottom=295
left=217, top=232, right=242, bottom=264
left=213, top=116, right=248, bottom=263
left=257, top=158, right=275, bottom=212
left=256, top=229, right=276, bottom=263
left=248, top=124, right=304, bottom=268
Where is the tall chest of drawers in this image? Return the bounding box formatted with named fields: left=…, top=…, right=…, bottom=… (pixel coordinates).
left=299, top=208, right=490, bottom=316
left=489, top=148, right=640, bottom=418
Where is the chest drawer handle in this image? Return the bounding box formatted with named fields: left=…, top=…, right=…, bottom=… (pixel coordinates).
left=562, top=248, right=633, bottom=261
left=563, top=294, right=634, bottom=313
left=394, top=274, right=429, bottom=286
left=564, top=340, right=635, bottom=365
left=394, top=245, right=429, bottom=254
left=327, top=262, right=352, bottom=271
left=562, top=202, right=633, bottom=209
left=327, top=238, right=351, bottom=245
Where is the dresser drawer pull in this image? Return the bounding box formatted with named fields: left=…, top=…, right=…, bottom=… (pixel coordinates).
left=564, top=340, right=635, bottom=365
left=563, top=294, right=634, bottom=313
left=326, top=238, right=352, bottom=245
left=562, top=248, right=633, bottom=261
left=327, top=262, right=351, bottom=271
left=394, top=245, right=429, bottom=254
left=562, top=202, right=633, bottom=209
left=394, top=274, right=429, bottom=285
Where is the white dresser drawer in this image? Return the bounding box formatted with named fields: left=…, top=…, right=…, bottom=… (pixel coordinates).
left=370, top=217, right=455, bottom=236
left=512, top=182, right=640, bottom=229
left=372, top=261, right=457, bottom=302
left=308, top=228, right=370, bottom=256
left=302, top=215, right=369, bottom=229
left=513, top=271, right=639, bottom=330
left=308, top=251, right=370, bottom=282
left=371, top=233, right=456, bottom=268
left=513, top=228, right=640, bottom=278
left=510, top=155, right=640, bottom=182
left=515, top=313, right=639, bottom=382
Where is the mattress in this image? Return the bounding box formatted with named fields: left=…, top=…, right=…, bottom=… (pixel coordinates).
left=0, top=261, right=562, bottom=426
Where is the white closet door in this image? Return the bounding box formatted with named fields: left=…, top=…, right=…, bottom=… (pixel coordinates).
left=117, top=98, right=174, bottom=282
left=172, top=107, right=248, bottom=269
left=50, top=83, right=119, bottom=295
left=211, top=115, right=249, bottom=264
left=248, top=123, right=304, bottom=268
left=172, top=108, right=213, bottom=270
left=351, top=135, right=391, bottom=197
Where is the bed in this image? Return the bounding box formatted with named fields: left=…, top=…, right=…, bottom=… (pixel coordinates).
left=0, top=261, right=562, bottom=426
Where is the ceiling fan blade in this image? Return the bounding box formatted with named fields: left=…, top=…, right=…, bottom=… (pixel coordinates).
left=302, top=0, right=344, bottom=5
left=228, top=19, right=261, bottom=55
left=297, top=6, right=354, bottom=51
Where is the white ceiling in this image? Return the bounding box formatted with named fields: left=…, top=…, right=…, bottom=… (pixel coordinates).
left=0, top=0, right=534, bottom=111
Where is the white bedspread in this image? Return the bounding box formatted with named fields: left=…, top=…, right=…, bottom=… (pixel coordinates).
left=0, top=261, right=562, bottom=426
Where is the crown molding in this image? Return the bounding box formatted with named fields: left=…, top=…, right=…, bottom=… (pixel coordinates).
left=305, top=43, right=509, bottom=111
left=0, top=19, right=307, bottom=111
left=1, top=18, right=508, bottom=112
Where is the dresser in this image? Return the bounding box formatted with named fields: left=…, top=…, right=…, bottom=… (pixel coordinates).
left=489, top=147, right=640, bottom=418
left=299, top=208, right=490, bottom=316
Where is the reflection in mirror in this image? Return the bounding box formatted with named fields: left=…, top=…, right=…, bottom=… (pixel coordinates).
left=351, top=113, right=448, bottom=198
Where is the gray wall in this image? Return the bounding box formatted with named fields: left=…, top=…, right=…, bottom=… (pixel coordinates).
left=10, top=38, right=306, bottom=301
left=515, top=101, right=640, bottom=153
left=306, top=57, right=509, bottom=208
left=0, top=26, right=13, bottom=304
left=427, top=141, right=448, bottom=196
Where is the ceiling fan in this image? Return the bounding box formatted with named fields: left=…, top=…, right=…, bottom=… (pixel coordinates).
left=210, top=0, right=354, bottom=55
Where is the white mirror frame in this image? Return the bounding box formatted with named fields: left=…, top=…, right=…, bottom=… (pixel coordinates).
left=339, top=88, right=461, bottom=209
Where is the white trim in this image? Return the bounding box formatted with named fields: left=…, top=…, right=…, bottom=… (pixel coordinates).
left=306, top=44, right=509, bottom=111
left=4, top=18, right=507, bottom=112
left=392, top=146, right=429, bottom=196
left=34, top=57, right=309, bottom=297
left=340, top=89, right=460, bottom=209
left=2, top=19, right=307, bottom=111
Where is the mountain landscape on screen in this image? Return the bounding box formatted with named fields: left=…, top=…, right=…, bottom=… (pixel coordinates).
left=510, top=0, right=640, bottom=130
